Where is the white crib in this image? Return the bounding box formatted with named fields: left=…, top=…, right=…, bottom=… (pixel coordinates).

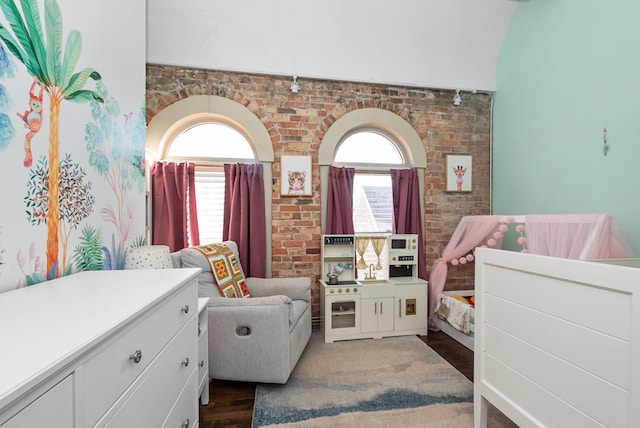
left=474, top=247, right=640, bottom=428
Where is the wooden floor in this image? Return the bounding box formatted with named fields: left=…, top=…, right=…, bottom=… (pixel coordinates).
left=198, top=331, right=473, bottom=428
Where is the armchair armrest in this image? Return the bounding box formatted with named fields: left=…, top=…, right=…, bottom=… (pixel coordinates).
left=245, top=277, right=311, bottom=302
left=207, top=295, right=291, bottom=307
left=206, top=295, right=295, bottom=325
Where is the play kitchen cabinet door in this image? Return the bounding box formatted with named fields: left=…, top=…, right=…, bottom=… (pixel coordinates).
left=394, top=282, right=428, bottom=333
left=360, top=285, right=394, bottom=335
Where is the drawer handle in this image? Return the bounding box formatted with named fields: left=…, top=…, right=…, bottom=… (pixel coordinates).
left=182, top=357, right=190, bottom=367
left=129, top=349, right=142, bottom=364
left=200, top=360, right=204, bottom=368
left=182, top=304, right=190, bottom=314
left=181, top=419, right=190, bottom=428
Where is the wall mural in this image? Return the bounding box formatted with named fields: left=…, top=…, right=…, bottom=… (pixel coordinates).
left=0, top=0, right=145, bottom=292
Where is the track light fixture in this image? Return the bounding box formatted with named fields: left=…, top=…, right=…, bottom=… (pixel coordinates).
left=453, top=89, right=461, bottom=106
left=290, top=76, right=300, bottom=93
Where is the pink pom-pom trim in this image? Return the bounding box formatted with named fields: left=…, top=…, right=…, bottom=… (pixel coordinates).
left=487, top=238, right=496, bottom=247
left=516, top=225, right=525, bottom=233
left=505, top=217, right=514, bottom=224
left=517, top=237, right=527, bottom=245
left=451, top=259, right=459, bottom=266
left=494, top=231, right=503, bottom=240
left=466, top=254, right=474, bottom=262
left=459, top=257, right=467, bottom=265
left=499, top=225, right=508, bottom=233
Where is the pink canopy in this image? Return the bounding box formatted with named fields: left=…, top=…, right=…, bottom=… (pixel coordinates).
left=428, top=213, right=635, bottom=330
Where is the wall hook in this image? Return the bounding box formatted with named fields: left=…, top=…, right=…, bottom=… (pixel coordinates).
left=602, top=127, right=609, bottom=156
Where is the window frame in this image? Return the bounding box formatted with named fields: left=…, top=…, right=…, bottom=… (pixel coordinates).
left=163, top=120, right=257, bottom=246
left=334, top=128, right=405, bottom=169
left=318, top=108, right=427, bottom=234
left=145, top=95, right=274, bottom=276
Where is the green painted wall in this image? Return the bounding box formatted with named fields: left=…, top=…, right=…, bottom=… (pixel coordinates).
left=493, top=0, right=640, bottom=255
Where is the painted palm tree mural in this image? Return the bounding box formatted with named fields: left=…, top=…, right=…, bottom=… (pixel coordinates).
left=0, top=0, right=102, bottom=277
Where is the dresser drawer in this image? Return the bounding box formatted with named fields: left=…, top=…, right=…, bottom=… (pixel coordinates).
left=83, top=281, right=197, bottom=426
left=2, top=375, right=73, bottom=428
left=163, top=371, right=198, bottom=428
left=103, top=317, right=198, bottom=428
left=198, top=310, right=208, bottom=339
left=197, top=331, right=208, bottom=386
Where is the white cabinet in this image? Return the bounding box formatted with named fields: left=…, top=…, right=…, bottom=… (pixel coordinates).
left=320, top=279, right=428, bottom=343
left=394, top=283, right=428, bottom=333
left=0, top=268, right=201, bottom=428
left=321, top=235, right=357, bottom=284
left=360, top=286, right=394, bottom=335
left=197, top=297, right=210, bottom=405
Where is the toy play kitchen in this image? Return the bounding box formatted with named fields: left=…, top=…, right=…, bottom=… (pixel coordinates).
left=319, top=234, right=428, bottom=343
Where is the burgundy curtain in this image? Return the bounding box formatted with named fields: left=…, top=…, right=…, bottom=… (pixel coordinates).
left=223, top=163, right=266, bottom=278
left=391, top=168, right=427, bottom=281
left=151, top=161, right=200, bottom=251
left=325, top=166, right=355, bottom=234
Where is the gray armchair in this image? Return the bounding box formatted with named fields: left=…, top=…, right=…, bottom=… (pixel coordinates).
left=172, top=241, right=312, bottom=384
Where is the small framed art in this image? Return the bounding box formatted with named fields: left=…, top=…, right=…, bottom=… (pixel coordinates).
left=281, top=155, right=312, bottom=196
left=446, top=154, right=472, bottom=192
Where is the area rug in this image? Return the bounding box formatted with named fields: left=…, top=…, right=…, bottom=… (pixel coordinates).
left=252, top=333, right=511, bottom=427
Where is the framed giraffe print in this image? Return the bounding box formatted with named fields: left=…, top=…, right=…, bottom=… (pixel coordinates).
left=446, top=154, right=472, bottom=192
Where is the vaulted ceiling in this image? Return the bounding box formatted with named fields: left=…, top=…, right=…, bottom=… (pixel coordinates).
left=147, top=0, right=519, bottom=92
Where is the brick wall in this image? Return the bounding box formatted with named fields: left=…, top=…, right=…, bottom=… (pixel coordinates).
left=146, top=65, right=491, bottom=322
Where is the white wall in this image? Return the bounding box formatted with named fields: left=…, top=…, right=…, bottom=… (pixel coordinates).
left=147, top=0, right=517, bottom=92
left=0, top=0, right=147, bottom=292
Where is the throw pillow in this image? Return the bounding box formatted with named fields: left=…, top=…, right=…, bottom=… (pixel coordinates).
left=193, top=243, right=250, bottom=298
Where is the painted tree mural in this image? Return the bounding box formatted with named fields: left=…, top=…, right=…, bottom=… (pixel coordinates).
left=0, top=0, right=102, bottom=277
left=85, top=81, right=145, bottom=269
left=24, top=153, right=95, bottom=277
left=0, top=43, right=14, bottom=150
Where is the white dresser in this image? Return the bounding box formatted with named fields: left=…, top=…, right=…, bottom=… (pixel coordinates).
left=0, top=268, right=201, bottom=428
left=196, top=297, right=210, bottom=405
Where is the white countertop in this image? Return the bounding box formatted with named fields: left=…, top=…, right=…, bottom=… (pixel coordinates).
left=0, top=268, right=200, bottom=411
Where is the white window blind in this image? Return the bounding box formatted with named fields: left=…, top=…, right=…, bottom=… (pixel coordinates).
left=194, top=167, right=225, bottom=244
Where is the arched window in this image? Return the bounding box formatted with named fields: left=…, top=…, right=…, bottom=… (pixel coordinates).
left=319, top=108, right=427, bottom=280
left=168, top=123, right=254, bottom=160
left=165, top=121, right=256, bottom=244
left=146, top=95, right=275, bottom=275
left=335, top=130, right=404, bottom=233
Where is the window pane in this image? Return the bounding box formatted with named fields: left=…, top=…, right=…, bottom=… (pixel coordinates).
left=169, top=123, right=254, bottom=160
left=353, top=173, right=392, bottom=233
left=335, top=131, right=402, bottom=164
left=194, top=167, right=225, bottom=244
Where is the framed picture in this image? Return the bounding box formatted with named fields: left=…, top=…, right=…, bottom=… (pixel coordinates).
left=446, top=154, right=472, bottom=192
left=281, top=155, right=312, bottom=196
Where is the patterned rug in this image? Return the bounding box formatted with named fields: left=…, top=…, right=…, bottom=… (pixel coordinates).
left=252, top=333, right=512, bottom=427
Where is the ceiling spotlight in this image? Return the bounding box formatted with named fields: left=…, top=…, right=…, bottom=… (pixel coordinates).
left=290, top=76, right=300, bottom=93
left=453, top=89, right=461, bottom=106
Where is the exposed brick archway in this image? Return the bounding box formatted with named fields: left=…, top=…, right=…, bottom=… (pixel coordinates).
left=146, top=64, right=492, bottom=325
